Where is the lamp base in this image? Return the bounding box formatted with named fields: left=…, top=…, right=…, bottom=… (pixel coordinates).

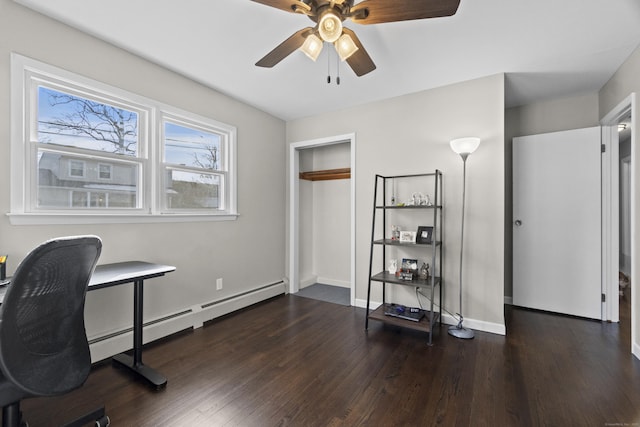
left=448, top=325, right=475, bottom=339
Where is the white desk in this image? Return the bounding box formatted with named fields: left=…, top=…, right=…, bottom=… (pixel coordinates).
left=0, top=261, right=176, bottom=391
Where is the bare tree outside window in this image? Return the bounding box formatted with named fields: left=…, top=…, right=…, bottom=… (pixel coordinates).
left=38, top=86, right=138, bottom=156
left=35, top=86, right=140, bottom=209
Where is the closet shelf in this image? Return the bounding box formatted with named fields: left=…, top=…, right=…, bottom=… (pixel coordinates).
left=299, top=168, right=351, bottom=181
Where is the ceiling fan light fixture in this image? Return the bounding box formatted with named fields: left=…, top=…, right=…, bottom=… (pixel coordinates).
left=318, top=12, right=343, bottom=43
left=300, top=33, right=323, bottom=61
left=335, top=33, right=359, bottom=61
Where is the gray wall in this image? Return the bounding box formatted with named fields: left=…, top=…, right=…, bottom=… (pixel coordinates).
left=0, top=0, right=286, bottom=349
left=287, top=74, right=506, bottom=334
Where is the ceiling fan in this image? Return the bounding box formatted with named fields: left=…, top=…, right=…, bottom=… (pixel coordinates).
left=252, top=0, right=461, bottom=77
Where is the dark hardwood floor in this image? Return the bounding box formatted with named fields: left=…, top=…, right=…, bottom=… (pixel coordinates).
left=17, top=291, right=640, bottom=426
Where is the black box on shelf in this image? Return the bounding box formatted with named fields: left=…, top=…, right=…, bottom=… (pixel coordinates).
left=399, top=271, right=413, bottom=281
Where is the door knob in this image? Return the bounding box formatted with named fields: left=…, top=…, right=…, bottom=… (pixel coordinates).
left=514, top=220, right=522, bottom=227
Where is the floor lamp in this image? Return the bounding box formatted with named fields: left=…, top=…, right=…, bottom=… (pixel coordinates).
left=448, top=137, right=481, bottom=340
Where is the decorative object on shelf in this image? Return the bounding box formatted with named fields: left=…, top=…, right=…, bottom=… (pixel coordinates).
left=399, top=271, right=414, bottom=281
left=401, top=258, right=418, bottom=271
left=399, top=230, right=417, bottom=243
left=388, top=259, right=398, bottom=275
left=416, top=226, right=433, bottom=244
left=409, top=192, right=424, bottom=206
left=390, top=225, right=401, bottom=241
left=448, top=137, right=481, bottom=340
left=419, top=262, right=430, bottom=280
left=400, top=258, right=418, bottom=280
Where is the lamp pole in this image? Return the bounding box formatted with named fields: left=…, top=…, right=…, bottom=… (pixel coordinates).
left=448, top=137, right=480, bottom=340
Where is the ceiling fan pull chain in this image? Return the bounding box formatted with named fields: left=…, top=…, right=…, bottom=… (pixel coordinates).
left=336, top=49, right=341, bottom=85
left=327, top=43, right=331, bottom=84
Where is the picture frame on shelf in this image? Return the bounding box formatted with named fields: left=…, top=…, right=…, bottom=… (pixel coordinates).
left=416, top=226, right=433, bottom=244
left=401, top=258, right=418, bottom=280
left=401, top=258, right=418, bottom=271
left=399, top=230, right=417, bottom=243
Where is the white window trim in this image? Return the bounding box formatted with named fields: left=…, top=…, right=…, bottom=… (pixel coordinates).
left=9, top=53, right=238, bottom=225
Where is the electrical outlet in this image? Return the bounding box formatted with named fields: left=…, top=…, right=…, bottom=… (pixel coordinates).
left=216, top=278, right=223, bottom=290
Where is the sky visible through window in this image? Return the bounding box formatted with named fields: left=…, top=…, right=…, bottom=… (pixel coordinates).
left=164, top=122, right=221, bottom=171
left=37, top=86, right=139, bottom=156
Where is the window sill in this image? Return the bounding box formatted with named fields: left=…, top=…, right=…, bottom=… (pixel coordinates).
left=6, top=212, right=239, bottom=225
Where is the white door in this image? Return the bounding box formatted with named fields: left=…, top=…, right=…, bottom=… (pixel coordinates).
left=513, top=127, right=602, bottom=319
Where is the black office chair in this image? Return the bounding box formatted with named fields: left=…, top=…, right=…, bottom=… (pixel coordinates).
left=0, top=236, right=109, bottom=427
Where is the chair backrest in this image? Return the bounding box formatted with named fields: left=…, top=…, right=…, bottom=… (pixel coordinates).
left=0, top=236, right=102, bottom=397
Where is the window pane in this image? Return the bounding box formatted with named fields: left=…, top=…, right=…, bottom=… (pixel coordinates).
left=164, top=122, right=221, bottom=170
left=37, top=151, right=139, bottom=209
left=165, top=170, right=220, bottom=209
left=37, top=86, right=138, bottom=156
left=69, top=160, right=85, bottom=177
left=98, top=164, right=112, bottom=180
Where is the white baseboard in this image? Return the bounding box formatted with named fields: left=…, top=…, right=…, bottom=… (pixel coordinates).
left=633, top=342, right=640, bottom=362
left=316, top=277, right=351, bottom=288
left=299, top=275, right=318, bottom=288
left=88, top=281, right=286, bottom=363
left=440, top=312, right=506, bottom=336
left=354, top=298, right=506, bottom=336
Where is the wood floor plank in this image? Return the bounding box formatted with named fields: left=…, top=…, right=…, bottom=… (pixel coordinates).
left=11, top=293, right=640, bottom=426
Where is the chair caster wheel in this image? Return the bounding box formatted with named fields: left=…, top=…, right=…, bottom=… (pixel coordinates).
left=95, top=415, right=110, bottom=427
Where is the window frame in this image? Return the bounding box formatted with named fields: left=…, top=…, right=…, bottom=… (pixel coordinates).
left=10, top=53, right=238, bottom=225
left=159, top=113, right=231, bottom=213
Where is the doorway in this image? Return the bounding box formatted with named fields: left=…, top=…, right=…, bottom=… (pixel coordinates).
left=601, top=94, right=636, bottom=358
left=288, top=133, right=356, bottom=306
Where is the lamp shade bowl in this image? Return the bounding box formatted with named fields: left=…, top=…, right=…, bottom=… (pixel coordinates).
left=450, top=137, right=481, bottom=156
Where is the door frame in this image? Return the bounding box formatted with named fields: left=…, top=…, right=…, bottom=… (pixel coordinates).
left=601, top=93, right=636, bottom=356
left=288, top=133, right=356, bottom=305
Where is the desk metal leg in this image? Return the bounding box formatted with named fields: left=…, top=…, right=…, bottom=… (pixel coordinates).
left=112, top=279, right=167, bottom=390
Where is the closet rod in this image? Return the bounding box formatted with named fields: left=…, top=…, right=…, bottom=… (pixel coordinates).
left=299, top=168, right=351, bottom=181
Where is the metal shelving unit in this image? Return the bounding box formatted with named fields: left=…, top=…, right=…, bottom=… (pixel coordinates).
left=365, top=171, right=443, bottom=345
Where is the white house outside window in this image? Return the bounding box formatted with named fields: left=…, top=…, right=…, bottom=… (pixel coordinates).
left=10, top=54, right=237, bottom=224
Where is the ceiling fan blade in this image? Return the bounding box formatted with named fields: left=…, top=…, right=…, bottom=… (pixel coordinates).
left=250, top=0, right=311, bottom=14
left=256, top=27, right=314, bottom=68
left=350, top=0, right=461, bottom=25
left=342, top=28, right=376, bottom=77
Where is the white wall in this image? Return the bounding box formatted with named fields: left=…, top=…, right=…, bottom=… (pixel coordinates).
left=599, top=42, right=640, bottom=358
left=0, top=0, right=287, bottom=360
left=287, top=74, right=506, bottom=334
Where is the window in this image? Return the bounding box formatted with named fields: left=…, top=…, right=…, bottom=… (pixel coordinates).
left=162, top=118, right=227, bottom=211
left=98, top=164, right=113, bottom=180
left=68, top=160, right=86, bottom=178
left=10, top=54, right=237, bottom=224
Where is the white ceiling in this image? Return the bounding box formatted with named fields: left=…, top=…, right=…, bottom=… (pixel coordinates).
left=14, top=0, right=640, bottom=121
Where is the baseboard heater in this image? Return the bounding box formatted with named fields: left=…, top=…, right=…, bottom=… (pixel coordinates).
left=88, top=280, right=285, bottom=362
